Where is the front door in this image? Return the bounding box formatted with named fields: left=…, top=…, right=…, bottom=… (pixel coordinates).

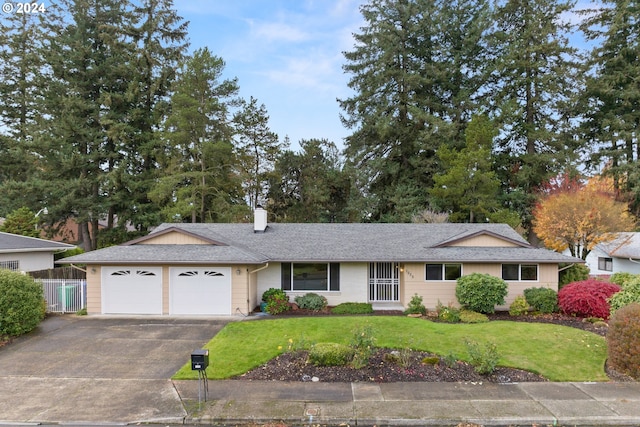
left=369, top=262, right=399, bottom=301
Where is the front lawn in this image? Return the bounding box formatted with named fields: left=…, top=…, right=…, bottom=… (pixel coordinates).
left=173, top=316, right=608, bottom=382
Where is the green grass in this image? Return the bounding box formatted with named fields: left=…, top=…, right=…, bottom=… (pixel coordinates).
left=173, top=316, right=608, bottom=382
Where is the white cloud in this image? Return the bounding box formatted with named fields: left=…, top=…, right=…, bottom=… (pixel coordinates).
left=247, top=20, right=310, bottom=43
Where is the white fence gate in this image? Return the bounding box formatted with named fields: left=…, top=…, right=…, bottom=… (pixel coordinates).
left=36, top=279, right=87, bottom=313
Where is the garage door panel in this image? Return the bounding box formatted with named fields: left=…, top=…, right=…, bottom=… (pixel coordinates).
left=170, top=267, right=231, bottom=315
left=102, top=267, right=162, bottom=314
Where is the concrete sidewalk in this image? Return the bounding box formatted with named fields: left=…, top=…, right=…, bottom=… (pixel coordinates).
left=174, top=380, right=640, bottom=426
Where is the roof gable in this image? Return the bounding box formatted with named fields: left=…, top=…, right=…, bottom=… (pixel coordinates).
left=123, top=227, right=228, bottom=246
left=433, top=230, right=531, bottom=248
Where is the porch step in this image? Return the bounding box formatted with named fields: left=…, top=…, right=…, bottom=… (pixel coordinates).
left=371, top=302, right=404, bottom=311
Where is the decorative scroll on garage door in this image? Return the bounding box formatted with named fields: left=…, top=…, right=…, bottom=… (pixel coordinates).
left=170, top=267, right=232, bottom=315
left=102, top=267, right=163, bottom=314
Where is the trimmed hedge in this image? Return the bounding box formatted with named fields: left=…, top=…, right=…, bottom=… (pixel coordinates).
left=308, top=342, right=354, bottom=366
left=0, top=269, right=45, bottom=336
left=294, top=293, right=328, bottom=311
left=558, top=279, right=620, bottom=319
left=608, top=277, right=640, bottom=316
left=455, top=273, right=507, bottom=314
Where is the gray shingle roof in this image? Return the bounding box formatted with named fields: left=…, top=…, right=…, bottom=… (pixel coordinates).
left=59, top=222, right=583, bottom=265
left=0, top=232, right=75, bottom=253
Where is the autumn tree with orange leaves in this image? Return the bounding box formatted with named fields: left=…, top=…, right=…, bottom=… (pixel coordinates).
left=533, top=173, right=637, bottom=260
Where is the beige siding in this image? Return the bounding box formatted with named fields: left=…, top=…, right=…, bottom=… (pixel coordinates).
left=402, top=262, right=559, bottom=311
left=138, top=231, right=210, bottom=245
left=86, top=264, right=102, bottom=314
left=449, top=235, right=520, bottom=247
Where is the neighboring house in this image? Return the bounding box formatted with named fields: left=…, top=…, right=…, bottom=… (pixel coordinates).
left=59, top=208, right=583, bottom=316
left=0, top=232, right=76, bottom=272
left=581, top=232, right=640, bottom=277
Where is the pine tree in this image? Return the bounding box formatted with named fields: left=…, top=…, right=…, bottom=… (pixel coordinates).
left=152, top=48, right=245, bottom=223
left=233, top=96, right=283, bottom=210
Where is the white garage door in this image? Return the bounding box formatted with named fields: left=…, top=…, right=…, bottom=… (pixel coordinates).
left=102, top=267, right=163, bottom=314
left=170, top=267, right=232, bottom=315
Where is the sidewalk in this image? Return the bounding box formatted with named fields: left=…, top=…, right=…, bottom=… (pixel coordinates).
left=173, top=380, right=640, bottom=426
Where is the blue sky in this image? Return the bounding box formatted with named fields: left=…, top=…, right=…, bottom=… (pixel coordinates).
left=174, top=0, right=367, bottom=151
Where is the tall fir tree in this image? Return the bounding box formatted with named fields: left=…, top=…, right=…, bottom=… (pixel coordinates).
left=580, top=0, right=640, bottom=215
left=152, top=48, right=245, bottom=223
left=488, top=0, right=584, bottom=239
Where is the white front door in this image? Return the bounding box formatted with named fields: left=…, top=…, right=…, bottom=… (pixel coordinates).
left=170, top=267, right=232, bottom=315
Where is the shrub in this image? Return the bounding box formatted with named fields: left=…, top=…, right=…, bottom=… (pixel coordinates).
left=455, top=273, right=508, bottom=314
left=509, top=295, right=530, bottom=316
left=436, top=301, right=460, bottom=323
left=459, top=309, right=489, bottom=323
left=350, top=325, right=376, bottom=368
left=265, top=292, right=290, bottom=315
left=294, top=293, right=328, bottom=311
left=308, top=343, right=354, bottom=366
left=609, top=277, right=640, bottom=316
left=609, top=272, right=638, bottom=288
left=559, top=263, right=590, bottom=288
left=523, top=287, right=558, bottom=314
left=0, top=269, right=45, bottom=337
left=404, top=293, right=427, bottom=316
left=607, top=303, right=640, bottom=380
left=558, top=279, right=620, bottom=319
left=331, top=302, right=373, bottom=315
left=262, top=287, right=286, bottom=303
left=465, top=339, right=500, bottom=375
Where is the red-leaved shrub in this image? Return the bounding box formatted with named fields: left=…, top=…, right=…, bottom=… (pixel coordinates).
left=558, top=279, right=621, bottom=319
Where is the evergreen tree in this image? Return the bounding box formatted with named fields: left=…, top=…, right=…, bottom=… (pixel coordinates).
left=0, top=11, right=44, bottom=190
left=152, top=48, right=245, bottom=223
left=37, top=0, right=136, bottom=251
left=233, top=96, right=283, bottom=210
left=488, top=0, right=584, bottom=239
left=267, top=139, right=351, bottom=222
left=580, top=0, right=640, bottom=215
left=340, top=0, right=492, bottom=221
left=0, top=207, right=39, bottom=238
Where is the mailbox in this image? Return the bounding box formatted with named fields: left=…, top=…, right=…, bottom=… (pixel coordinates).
left=191, top=349, right=209, bottom=370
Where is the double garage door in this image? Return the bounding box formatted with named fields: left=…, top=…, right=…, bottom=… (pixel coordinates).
left=101, top=266, right=232, bottom=315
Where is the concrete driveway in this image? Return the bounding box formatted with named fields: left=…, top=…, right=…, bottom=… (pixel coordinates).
left=0, top=314, right=232, bottom=424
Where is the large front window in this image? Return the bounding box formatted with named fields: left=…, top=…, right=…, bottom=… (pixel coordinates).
left=281, top=263, right=339, bottom=291
left=502, top=264, right=538, bottom=281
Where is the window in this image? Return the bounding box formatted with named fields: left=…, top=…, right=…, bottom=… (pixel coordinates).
left=0, top=260, right=19, bottom=271
left=425, top=263, right=462, bottom=281
left=502, top=264, right=538, bottom=281
left=598, top=257, right=613, bottom=272
left=281, top=263, right=339, bottom=291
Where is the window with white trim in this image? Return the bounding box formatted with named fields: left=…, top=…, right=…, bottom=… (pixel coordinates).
left=598, top=257, right=613, bottom=272
left=502, top=264, right=538, bottom=281
left=425, top=263, right=462, bottom=281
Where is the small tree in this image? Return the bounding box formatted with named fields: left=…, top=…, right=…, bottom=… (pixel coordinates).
left=455, top=273, right=508, bottom=314
left=0, top=207, right=39, bottom=237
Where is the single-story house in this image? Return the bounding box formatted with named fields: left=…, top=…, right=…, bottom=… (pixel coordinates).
left=59, top=208, right=583, bottom=316
left=0, top=231, right=75, bottom=272
left=580, top=232, right=640, bottom=277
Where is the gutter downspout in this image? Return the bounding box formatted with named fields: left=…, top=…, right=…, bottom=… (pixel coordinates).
left=558, top=263, right=578, bottom=272
left=248, top=263, right=269, bottom=315
left=628, top=258, right=640, bottom=265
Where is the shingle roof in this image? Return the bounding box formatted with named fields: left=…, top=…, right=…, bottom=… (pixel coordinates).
left=59, top=222, right=582, bottom=265
left=597, top=232, right=640, bottom=259
left=0, top=232, right=75, bottom=253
